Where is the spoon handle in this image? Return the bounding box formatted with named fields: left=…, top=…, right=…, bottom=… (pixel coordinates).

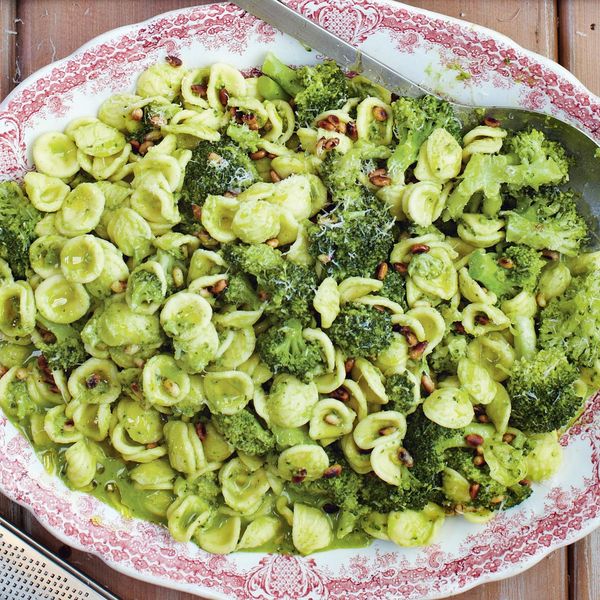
left=235, top=0, right=427, bottom=98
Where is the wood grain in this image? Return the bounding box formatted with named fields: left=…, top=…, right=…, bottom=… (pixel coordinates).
left=405, top=0, right=558, bottom=58
left=0, top=1, right=597, bottom=599
left=559, top=0, right=600, bottom=95
left=0, top=0, right=17, bottom=99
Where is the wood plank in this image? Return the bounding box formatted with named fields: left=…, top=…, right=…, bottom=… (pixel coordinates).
left=0, top=0, right=17, bottom=99
left=570, top=532, right=600, bottom=600
left=2, top=1, right=576, bottom=599
left=451, top=549, right=568, bottom=600
left=558, top=0, right=600, bottom=95
left=406, top=0, right=558, bottom=58
left=16, top=0, right=205, bottom=82
left=558, top=3, right=600, bottom=599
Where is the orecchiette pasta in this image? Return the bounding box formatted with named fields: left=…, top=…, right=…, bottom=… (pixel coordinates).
left=1, top=51, right=592, bottom=557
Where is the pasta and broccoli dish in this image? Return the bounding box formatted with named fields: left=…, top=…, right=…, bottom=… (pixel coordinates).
left=0, top=53, right=598, bottom=555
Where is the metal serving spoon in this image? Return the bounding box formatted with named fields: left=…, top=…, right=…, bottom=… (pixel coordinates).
left=235, top=0, right=600, bottom=244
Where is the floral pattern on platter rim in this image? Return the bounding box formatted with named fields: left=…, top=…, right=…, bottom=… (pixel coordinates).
left=0, top=1, right=599, bottom=598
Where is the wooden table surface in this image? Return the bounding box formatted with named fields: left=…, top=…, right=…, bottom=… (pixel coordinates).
left=0, top=1, right=598, bottom=599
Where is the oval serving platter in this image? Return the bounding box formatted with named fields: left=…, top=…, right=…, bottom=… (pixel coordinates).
left=0, top=2, right=598, bottom=599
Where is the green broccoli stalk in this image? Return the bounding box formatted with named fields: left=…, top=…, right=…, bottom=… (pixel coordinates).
left=128, top=269, right=165, bottom=309
left=180, top=137, right=259, bottom=207
left=446, top=129, right=570, bottom=219
left=503, top=187, right=588, bottom=256
left=211, top=409, right=275, bottom=455
left=307, top=192, right=395, bottom=281
left=507, top=349, right=583, bottom=432
left=262, top=53, right=349, bottom=127
left=0, top=181, right=41, bottom=279
left=388, top=95, right=461, bottom=180
left=257, top=319, right=323, bottom=382
left=328, top=304, right=393, bottom=358
left=467, top=245, right=545, bottom=298
left=31, top=317, right=87, bottom=372
left=384, top=372, right=419, bottom=414
left=222, top=244, right=316, bottom=324
left=538, top=272, right=600, bottom=367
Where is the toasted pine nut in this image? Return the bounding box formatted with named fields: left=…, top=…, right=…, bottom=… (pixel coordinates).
left=372, top=106, right=388, bottom=121
left=163, top=379, right=180, bottom=397
left=218, top=87, right=229, bottom=106
left=250, top=149, right=267, bottom=160
left=172, top=267, right=184, bottom=288
left=130, top=108, right=143, bottom=121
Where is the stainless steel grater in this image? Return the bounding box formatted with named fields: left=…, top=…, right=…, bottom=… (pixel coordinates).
left=0, top=516, right=120, bottom=600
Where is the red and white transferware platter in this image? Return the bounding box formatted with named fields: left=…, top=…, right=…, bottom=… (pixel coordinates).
left=0, top=2, right=599, bottom=598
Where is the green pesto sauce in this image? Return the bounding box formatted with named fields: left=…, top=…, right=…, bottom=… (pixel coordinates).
left=11, top=413, right=372, bottom=554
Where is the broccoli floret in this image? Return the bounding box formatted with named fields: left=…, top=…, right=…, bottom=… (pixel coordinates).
left=359, top=463, right=436, bottom=513
left=378, top=270, right=407, bottom=310
left=446, top=129, right=570, bottom=219
left=292, top=456, right=366, bottom=516
left=0, top=181, right=41, bottom=279
left=181, top=138, right=259, bottom=207
left=388, top=95, right=460, bottom=179
left=262, top=54, right=349, bottom=127
left=444, top=448, right=532, bottom=510
left=219, top=273, right=261, bottom=310
left=506, top=129, right=570, bottom=189
left=468, top=245, right=545, bottom=298
left=403, top=408, right=468, bottom=486
left=538, top=272, right=600, bottom=367
left=128, top=269, right=164, bottom=309
left=328, top=304, right=393, bottom=358
left=503, top=187, right=588, bottom=256
left=174, top=471, right=221, bottom=504
left=225, top=122, right=262, bottom=153
left=32, top=317, right=87, bottom=372
left=507, top=349, right=583, bottom=432
left=2, top=377, right=37, bottom=421
left=257, top=319, right=323, bottom=382
left=428, top=332, right=469, bottom=375
left=129, top=100, right=181, bottom=143
left=307, top=193, right=395, bottom=281
left=384, top=372, right=418, bottom=414
left=222, top=244, right=316, bottom=323
left=318, top=143, right=391, bottom=199
left=211, top=409, right=275, bottom=455
left=294, top=61, right=349, bottom=126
